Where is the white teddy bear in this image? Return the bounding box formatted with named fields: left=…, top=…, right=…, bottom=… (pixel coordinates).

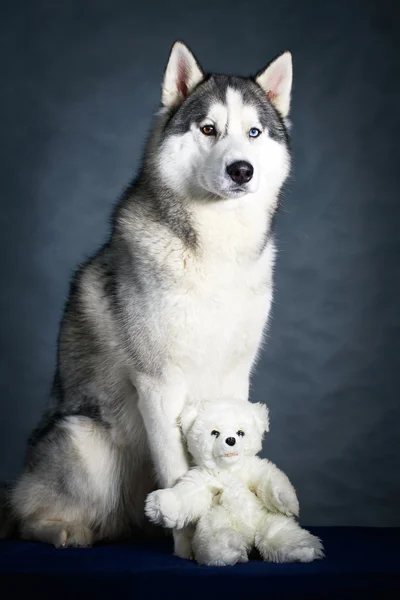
left=145, top=398, right=324, bottom=567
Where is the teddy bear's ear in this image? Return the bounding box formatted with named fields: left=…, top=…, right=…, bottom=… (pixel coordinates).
left=179, top=403, right=199, bottom=437
left=252, top=402, right=270, bottom=435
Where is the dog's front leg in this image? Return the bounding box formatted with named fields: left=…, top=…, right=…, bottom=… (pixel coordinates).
left=136, top=375, right=189, bottom=487
left=136, top=374, right=193, bottom=558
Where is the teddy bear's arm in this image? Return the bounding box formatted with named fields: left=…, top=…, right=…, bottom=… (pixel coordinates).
left=145, top=468, right=217, bottom=530
left=242, top=456, right=299, bottom=517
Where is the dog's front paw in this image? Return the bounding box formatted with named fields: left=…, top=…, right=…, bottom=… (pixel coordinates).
left=145, top=490, right=184, bottom=529
left=173, top=528, right=194, bottom=560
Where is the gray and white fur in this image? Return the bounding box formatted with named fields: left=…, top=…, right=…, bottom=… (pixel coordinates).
left=3, top=41, right=293, bottom=556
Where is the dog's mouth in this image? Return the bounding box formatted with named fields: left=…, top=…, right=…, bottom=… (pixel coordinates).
left=222, top=453, right=238, bottom=458
left=224, top=185, right=249, bottom=198
left=231, top=184, right=248, bottom=192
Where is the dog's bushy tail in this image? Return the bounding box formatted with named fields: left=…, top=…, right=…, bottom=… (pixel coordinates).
left=0, top=482, right=17, bottom=539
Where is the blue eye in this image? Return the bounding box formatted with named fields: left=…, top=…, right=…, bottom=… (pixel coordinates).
left=249, top=128, right=261, bottom=138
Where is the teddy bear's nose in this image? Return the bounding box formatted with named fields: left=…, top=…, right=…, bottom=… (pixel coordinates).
left=225, top=437, right=236, bottom=446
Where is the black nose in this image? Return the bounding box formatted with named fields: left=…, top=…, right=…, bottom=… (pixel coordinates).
left=225, top=437, right=236, bottom=447
left=226, top=161, right=254, bottom=185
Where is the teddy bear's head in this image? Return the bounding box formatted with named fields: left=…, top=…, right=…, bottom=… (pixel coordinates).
left=179, top=398, right=269, bottom=471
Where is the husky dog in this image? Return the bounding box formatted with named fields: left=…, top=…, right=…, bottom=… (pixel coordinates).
left=6, top=41, right=293, bottom=557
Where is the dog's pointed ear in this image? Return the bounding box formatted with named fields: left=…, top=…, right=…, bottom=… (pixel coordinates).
left=252, top=402, right=270, bottom=435
left=179, top=403, right=199, bottom=438
left=161, top=41, right=204, bottom=109
left=255, top=51, right=293, bottom=118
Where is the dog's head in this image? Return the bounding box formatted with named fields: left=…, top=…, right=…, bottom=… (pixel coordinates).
left=180, top=398, right=270, bottom=471
left=154, top=41, right=292, bottom=204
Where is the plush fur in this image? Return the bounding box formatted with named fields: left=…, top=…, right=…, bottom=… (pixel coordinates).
left=146, top=399, right=324, bottom=566
left=3, top=41, right=293, bottom=557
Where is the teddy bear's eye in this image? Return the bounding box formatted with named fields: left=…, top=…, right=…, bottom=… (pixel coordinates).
left=237, top=430, right=245, bottom=437
left=211, top=430, right=220, bottom=437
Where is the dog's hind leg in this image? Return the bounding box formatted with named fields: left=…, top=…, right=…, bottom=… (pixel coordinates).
left=10, top=416, right=127, bottom=547
left=20, top=519, right=94, bottom=548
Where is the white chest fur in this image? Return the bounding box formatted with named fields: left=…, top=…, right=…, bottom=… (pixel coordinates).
left=159, top=195, right=275, bottom=401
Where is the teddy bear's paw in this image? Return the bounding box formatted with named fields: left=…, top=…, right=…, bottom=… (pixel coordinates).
left=236, top=547, right=250, bottom=564
left=144, top=491, right=164, bottom=525
left=257, top=527, right=324, bottom=563
left=261, top=470, right=299, bottom=517
left=282, top=545, right=320, bottom=563
left=270, top=481, right=299, bottom=517
left=277, top=531, right=324, bottom=563
left=194, top=528, right=249, bottom=567
left=145, top=490, right=184, bottom=529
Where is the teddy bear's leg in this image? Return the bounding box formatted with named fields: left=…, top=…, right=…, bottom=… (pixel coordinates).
left=192, top=507, right=249, bottom=567
left=255, top=513, right=324, bottom=563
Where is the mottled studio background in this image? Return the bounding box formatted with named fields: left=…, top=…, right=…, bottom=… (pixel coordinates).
left=0, top=0, right=399, bottom=526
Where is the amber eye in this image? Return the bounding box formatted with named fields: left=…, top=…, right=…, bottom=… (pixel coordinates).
left=237, top=430, right=245, bottom=437
left=201, top=124, right=216, bottom=136
left=211, top=430, right=220, bottom=437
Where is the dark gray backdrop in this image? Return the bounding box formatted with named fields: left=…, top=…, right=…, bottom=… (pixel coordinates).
left=1, top=0, right=399, bottom=526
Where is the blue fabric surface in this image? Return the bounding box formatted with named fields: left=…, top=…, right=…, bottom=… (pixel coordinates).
left=1, top=527, right=399, bottom=599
